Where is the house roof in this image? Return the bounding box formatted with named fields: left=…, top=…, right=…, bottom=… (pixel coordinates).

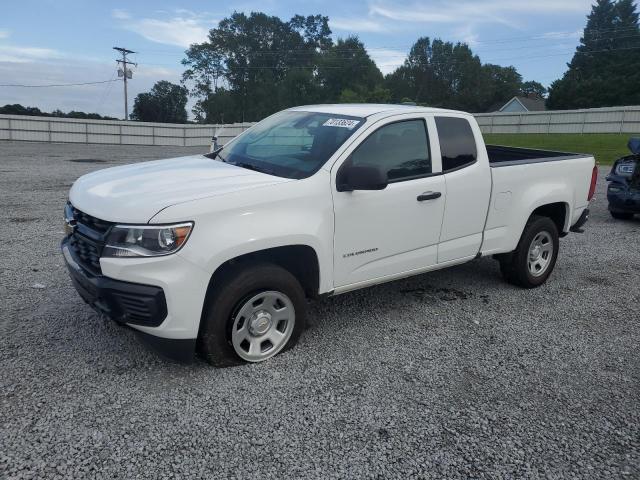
left=499, top=96, right=547, bottom=112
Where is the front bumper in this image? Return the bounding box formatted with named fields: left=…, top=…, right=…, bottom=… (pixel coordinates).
left=62, top=238, right=199, bottom=362
left=62, top=240, right=168, bottom=327
left=607, top=190, right=640, bottom=213
left=570, top=208, right=590, bottom=233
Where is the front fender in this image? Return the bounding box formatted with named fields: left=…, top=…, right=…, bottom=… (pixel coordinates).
left=152, top=171, right=335, bottom=294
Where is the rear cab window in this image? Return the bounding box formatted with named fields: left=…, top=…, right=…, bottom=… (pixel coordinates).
left=435, top=116, right=477, bottom=172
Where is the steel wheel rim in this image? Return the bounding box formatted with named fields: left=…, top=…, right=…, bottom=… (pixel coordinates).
left=231, top=291, right=295, bottom=362
left=527, top=231, right=554, bottom=277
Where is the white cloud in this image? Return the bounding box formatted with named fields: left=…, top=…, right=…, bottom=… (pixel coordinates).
left=114, top=11, right=214, bottom=48
left=369, top=0, right=593, bottom=29
left=330, top=18, right=389, bottom=33
left=129, top=18, right=209, bottom=47
left=538, top=30, right=582, bottom=40
left=0, top=45, right=64, bottom=63
left=452, top=25, right=480, bottom=47
left=0, top=29, right=10, bottom=39
left=111, top=9, right=131, bottom=20
left=369, top=48, right=407, bottom=74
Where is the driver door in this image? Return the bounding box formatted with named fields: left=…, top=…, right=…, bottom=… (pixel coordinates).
left=331, top=115, right=446, bottom=289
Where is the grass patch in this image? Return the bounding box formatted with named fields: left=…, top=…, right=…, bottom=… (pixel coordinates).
left=482, top=133, right=639, bottom=165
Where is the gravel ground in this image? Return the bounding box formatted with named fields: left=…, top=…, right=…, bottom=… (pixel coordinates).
left=1, top=141, right=639, bottom=479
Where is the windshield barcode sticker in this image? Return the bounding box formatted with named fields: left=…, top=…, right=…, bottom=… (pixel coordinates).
left=323, top=118, right=360, bottom=129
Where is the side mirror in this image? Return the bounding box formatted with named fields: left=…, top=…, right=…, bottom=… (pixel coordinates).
left=337, top=164, right=388, bottom=192
left=210, top=135, right=219, bottom=153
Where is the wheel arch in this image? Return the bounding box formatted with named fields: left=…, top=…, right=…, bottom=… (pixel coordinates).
left=203, top=244, right=322, bottom=305
left=530, top=201, right=570, bottom=234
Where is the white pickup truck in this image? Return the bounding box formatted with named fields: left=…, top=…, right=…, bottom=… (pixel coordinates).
left=62, top=104, right=597, bottom=365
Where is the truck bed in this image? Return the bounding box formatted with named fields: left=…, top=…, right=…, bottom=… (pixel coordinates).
left=487, top=145, right=585, bottom=167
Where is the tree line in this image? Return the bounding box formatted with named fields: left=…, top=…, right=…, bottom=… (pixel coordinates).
left=175, top=12, right=546, bottom=123
left=10, top=1, right=637, bottom=124
left=0, top=104, right=116, bottom=120
left=547, top=0, right=640, bottom=109
left=135, top=1, right=640, bottom=123
left=133, top=12, right=548, bottom=124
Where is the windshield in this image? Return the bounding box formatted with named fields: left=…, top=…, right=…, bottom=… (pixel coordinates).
left=217, top=111, right=364, bottom=179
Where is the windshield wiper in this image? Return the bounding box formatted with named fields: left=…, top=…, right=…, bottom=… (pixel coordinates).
left=231, top=161, right=275, bottom=176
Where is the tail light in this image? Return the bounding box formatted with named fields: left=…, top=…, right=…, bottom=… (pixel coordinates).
left=588, top=166, right=598, bottom=201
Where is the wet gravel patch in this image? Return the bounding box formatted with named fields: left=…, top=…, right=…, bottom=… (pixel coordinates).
left=1, top=141, right=639, bottom=479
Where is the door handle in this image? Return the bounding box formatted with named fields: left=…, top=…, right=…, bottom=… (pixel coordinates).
left=417, top=191, right=442, bottom=201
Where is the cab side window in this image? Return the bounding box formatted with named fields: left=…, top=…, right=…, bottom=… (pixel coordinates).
left=350, top=119, right=431, bottom=182
left=435, top=117, right=477, bottom=172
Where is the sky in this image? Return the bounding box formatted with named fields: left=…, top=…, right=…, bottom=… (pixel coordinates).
left=0, top=0, right=618, bottom=119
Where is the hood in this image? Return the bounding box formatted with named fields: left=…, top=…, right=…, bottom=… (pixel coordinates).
left=69, top=155, right=291, bottom=223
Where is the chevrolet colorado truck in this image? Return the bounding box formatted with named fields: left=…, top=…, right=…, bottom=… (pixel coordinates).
left=62, top=104, right=597, bottom=365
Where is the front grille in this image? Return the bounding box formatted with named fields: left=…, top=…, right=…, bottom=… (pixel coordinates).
left=68, top=205, right=113, bottom=275
left=69, top=234, right=103, bottom=274
left=72, top=206, right=112, bottom=234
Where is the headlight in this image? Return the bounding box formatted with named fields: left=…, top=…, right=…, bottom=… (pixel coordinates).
left=615, top=162, right=636, bottom=177
left=103, top=222, right=193, bottom=258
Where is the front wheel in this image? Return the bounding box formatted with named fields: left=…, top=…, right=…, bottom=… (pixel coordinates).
left=499, top=215, right=559, bottom=288
left=610, top=210, right=634, bottom=220
left=198, top=263, right=307, bottom=367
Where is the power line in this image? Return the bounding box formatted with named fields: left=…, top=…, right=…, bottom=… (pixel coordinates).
left=2, top=35, right=637, bottom=92
left=132, top=26, right=640, bottom=58
left=95, top=68, right=118, bottom=114
left=0, top=79, right=119, bottom=88
left=141, top=43, right=640, bottom=71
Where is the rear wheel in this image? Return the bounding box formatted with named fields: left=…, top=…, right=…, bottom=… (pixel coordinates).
left=610, top=210, right=634, bottom=220
left=198, top=263, right=307, bottom=367
left=499, top=215, right=559, bottom=288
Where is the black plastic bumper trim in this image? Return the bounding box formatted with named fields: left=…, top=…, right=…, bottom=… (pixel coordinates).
left=570, top=208, right=590, bottom=233
left=62, top=237, right=168, bottom=327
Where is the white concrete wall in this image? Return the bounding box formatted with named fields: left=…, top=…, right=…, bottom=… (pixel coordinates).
left=0, top=114, right=253, bottom=147
left=475, top=105, right=640, bottom=134
left=2, top=105, right=639, bottom=147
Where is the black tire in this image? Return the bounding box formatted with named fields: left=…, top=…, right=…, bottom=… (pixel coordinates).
left=610, top=210, right=634, bottom=220
left=197, top=263, right=307, bottom=367
left=499, top=215, right=559, bottom=288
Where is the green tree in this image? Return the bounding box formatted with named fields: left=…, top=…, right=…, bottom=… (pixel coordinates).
left=480, top=64, right=523, bottom=108
left=131, top=81, right=188, bottom=123
left=547, top=0, right=640, bottom=109
left=385, top=37, right=522, bottom=112
left=3, top=104, right=45, bottom=116
left=520, top=80, right=547, bottom=97
left=183, top=12, right=331, bottom=122
left=317, top=36, right=383, bottom=102
left=0, top=104, right=115, bottom=119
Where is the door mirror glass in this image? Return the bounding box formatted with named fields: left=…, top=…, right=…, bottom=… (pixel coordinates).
left=337, top=163, right=388, bottom=192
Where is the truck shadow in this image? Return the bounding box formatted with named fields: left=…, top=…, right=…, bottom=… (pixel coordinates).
left=308, top=257, right=503, bottom=330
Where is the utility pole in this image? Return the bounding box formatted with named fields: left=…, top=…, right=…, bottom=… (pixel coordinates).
left=113, top=47, right=136, bottom=120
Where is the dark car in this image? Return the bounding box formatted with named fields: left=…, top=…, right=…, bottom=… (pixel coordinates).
left=606, top=138, right=640, bottom=220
